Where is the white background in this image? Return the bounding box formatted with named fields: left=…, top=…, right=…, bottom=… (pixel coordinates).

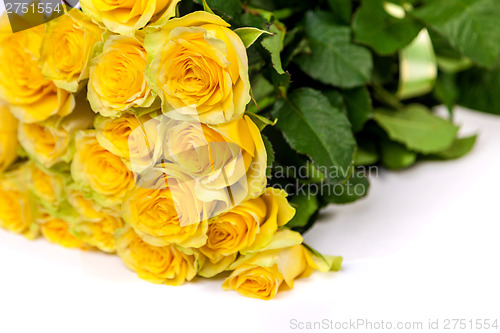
left=1, top=6, right=500, bottom=332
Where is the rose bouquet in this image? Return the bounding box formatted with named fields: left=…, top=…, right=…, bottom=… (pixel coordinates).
left=0, top=1, right=341, bottom=301
left=1, top=0, right=499, bottom=300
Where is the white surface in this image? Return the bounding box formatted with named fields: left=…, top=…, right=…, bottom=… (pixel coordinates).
left=1, top=107, right=499, bottom=333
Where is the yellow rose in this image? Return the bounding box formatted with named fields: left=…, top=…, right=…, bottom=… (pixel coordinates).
left=88, top=34, right=157, bottom=117
left=224, top=264, right=284, bottom=300
left=28, top=164, right=61, bottom=205
left=67, top=185, right=125, bottom=253
left=116, top=227, right=199, bottom=285
left=0, top=23, right=74, bottom=123
left=81, top=0, right=181, bottom=35
left=71, top=130, right=135, bottom=207
left=222, top=230, right=343, bottom=300
left=17, top=96, right=95, bottom=168
left=0, top=13, right=12, bottom=39
left=40, top=10, right=104, bottom=93
left=122, top=114, right=267, bottom=239
left=156, top=115, right=267, bottom=214
left=94, top=111, right=159, bottom=167
left=71, top=212, right=125, bottom=253
left=145, top=11, right=251, bottom=125
left=37, top=210, right=87, bottom=249
left=0, top=166, right=38, bottom=239
left=198, top=188, right=295, bottom=277
left=66, top=184, right=111, bottom=219
left=0, top=101, right=19, bottom=173
left=25, top=161, right=67, bottom=212
left=18, top=122, right=71, bottom=168
left=122, top=170, right=209, bottom=247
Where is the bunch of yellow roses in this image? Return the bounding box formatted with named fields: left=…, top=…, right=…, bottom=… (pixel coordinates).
left=0, top=1, right=340, bottom=300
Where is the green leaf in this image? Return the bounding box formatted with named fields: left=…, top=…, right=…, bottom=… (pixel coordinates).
left=322, top=171, right=370, bottom=204
left=327, top=0, right=352, bottom=25
left=239, top=11, right=268, bottom=29
left=323, top=90, right=346, bottom=113
left=201, top=0, right=215, bottom=14
left=436, top=57, right=473, bottom=74
left=234, top=27, right=273, bottom=48
left=295, top=11, right=373, bottom=88
left=374, top=105, right=459, bottom=154
left=305, top=161, right=326, bottom=183
left=248, top=74, right=275, bottom=113
left=434, top=135, right=477, bottom=160
left=261, top=23, right=286, bottom=74
left=197, top=0, right=242, bottom=20
left=286, top=194, right=319, bottom=228
left=262, top=126, right=303, bottom=169
left=433, top=72, right=458, bottom=113
left=246, top=112, right=276, bottom=131
left=457, top=65, right=500, bottom=115
left=427, top=29, right=463, bottom=60
left=245, top=0, right=274, bottom=11
left=355, top=142, right=379, bottom=166
left=412, top=0, right=500, bottom=68
left=251, top=74, right=274, bottom=99
left=353, top=0, right=423, bottom=55
left=270, top=70, right=291, bottom=96
left=342, top=86, right=373, bottom=132
left=381, top=140, right=417, bottom=169
left=262, top=135, right=275, bottom=178
left=272, top=88, right=356, bottom=183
